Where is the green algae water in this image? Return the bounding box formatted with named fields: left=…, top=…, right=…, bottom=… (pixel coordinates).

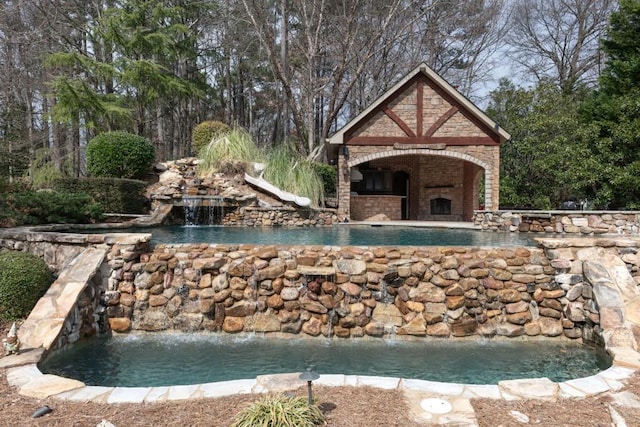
left=39, top=334, right=610, bottom=387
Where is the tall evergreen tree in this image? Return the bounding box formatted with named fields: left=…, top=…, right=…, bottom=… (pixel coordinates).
left=600, top=0, right=640, bottom=96
left=580, top=0, right=640, bottom=208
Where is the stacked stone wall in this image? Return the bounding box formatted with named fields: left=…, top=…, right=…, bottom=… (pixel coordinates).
left=101, top=239, right=640, bottom=344
left=474, top=211, right=640, bottom=235
left=4, top=229, right=639, bottom=349
left=219, top=207, right=338, bottom=227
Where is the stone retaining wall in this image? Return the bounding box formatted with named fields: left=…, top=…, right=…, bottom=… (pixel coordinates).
left=102, top=238, right=640, bottom=345
left=0, top=227, right=151, bottom=273
left=217, top=206, right=338, bottom=227
left=474, top=211, right=640, bottom=235
left=169, top=204, right=339, bottom=227
left=3, top=228, right=639, bottom=350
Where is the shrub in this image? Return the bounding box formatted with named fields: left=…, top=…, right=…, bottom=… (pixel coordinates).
left=0, top=251, right=54, bottom=320
left=29, top=148, right=73, bottom=189
left=192, top=120, right=231, bottom=155
left=53, top=177, right=147, bottom=214
left=86, top=131, right=155, bottom=179
left=0, top=190, right=103, bottom=226
left=197, top=129, right=262, bottom=177
left=231, top=394, right=324, bottom=427
left=313, top=162, right=337, bottom=197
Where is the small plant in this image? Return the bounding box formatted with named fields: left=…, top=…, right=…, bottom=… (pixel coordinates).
left=197, top=129, right=262, bottom=177
left=0, top=251, right=54, bottom=320
left=192, top=120, right=231, bottom=155
left=231, top=394, right=324, bottom=427
left=86, top=131, right=155, bottom=179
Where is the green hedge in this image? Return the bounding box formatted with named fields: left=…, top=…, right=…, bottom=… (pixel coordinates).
left=0, top=190, right=103, bottom=226
left=53, top=177, right=147, bottom=214
left=86, top=131, right=155, bottom=179
left=0, top=251, right=54, bottom=320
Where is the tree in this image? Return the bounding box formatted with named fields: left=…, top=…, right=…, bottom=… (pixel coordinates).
left=488, top=80, right=602, bottom=209
left=409, top=0, right=507, bottom=98
left=599, top=0, right=640, bottom=96
left=507, top=0, right=614, bottom=94
left=46, top=0, right=209, bottom=160
left=579, top=0, right=640, bottom=208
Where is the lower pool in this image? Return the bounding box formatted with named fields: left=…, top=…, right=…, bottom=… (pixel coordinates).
left=39, top=334, right=611, bottom=387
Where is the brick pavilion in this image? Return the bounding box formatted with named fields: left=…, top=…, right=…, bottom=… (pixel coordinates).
left=328, top=63, right=511, bottom=222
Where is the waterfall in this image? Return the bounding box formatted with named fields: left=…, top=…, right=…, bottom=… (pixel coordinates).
left=182, top=196, right=224, bottom=226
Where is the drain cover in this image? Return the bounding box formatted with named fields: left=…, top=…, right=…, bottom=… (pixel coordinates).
left=420, top=398, right=453, bottom=414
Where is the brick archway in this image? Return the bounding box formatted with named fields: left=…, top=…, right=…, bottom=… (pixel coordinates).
left=345, top=148, right=493, bottom=214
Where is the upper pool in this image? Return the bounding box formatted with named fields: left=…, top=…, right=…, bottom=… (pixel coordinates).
left=117, top=225, right=542, bottom=246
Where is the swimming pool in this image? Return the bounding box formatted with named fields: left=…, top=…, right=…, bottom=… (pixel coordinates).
left=39, top=333, right=610, bottom=387
left=114, top=225, right=542, bottom=246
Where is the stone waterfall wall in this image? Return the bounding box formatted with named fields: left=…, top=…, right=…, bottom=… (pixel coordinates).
left=103, top=239, right=640, bottom=342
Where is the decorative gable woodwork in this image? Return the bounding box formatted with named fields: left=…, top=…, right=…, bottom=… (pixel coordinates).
left=345, top=74, right=498, bottom=146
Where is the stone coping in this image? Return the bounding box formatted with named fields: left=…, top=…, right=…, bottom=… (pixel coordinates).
left=0, top=226, right=151, bottom=245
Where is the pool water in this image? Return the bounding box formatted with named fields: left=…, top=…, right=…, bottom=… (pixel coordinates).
left=124, top=225, right=541, bottom=246
left=39, top=334, right=611, bottom=387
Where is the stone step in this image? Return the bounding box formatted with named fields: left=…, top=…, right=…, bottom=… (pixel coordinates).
left=18, top=247, right=107, bottom=350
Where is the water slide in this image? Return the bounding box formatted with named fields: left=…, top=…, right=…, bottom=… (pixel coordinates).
left=244, top=172, right=311, bottom=207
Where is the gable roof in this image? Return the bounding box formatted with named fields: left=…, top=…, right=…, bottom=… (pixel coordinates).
left=327, top=63, right=511, bottom=146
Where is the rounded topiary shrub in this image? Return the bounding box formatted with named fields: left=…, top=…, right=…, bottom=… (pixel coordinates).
left=86, top=131, right=155, bottom=179
left=192, top=120, right=231, bottom=155
left=0, top=251, right=54, bottom=320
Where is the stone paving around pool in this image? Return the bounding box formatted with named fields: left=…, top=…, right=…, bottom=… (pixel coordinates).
left=2, top=235, right=640, bottom=425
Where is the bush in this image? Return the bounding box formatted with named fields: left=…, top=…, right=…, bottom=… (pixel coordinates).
left=29, top=148, right=73, bottom=189
left=231, top=394, right=324, bottom=427
left=0, top=251, right=54, bottom=320
left=197, top=129, right=262, bottom=177
left=86, top=131, right=155, bottom=179
left=313, top=162, right=337, bottom=197
left=0, top=190, right=103, bottom=226
left=192, top=120, right=231, bottom=155
left=53, top=177, right=147, bottom=214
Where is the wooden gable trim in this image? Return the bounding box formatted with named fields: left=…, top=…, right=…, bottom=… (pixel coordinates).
left=345, top=77, right=417, bottom=141
left=346, top=136, right=497, bottom=146
left=417, top=80, right=424, bottom=136
left=425, top=106, right=458, bottom=137
left=383, top=106, right=416, bottom=137
left=344, top=73, right=501, bottom=145
left=421, top=75, right=499, bottom=142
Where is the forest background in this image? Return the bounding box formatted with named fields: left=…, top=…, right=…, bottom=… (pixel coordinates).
left=1, top=0, right=639, bottom=210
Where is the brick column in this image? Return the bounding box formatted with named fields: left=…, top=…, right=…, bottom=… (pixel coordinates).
left=337, top=153, right=351, bottom=220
